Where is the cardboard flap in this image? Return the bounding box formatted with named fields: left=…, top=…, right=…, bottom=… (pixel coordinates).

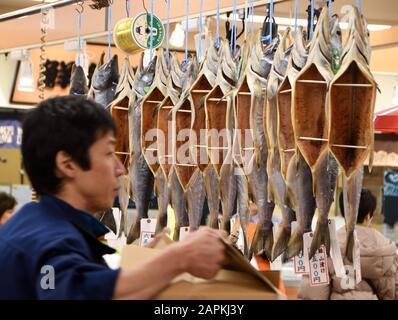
left=119, top=236, right=285, bottom=299
left=220, top=237, right=283, bottom=295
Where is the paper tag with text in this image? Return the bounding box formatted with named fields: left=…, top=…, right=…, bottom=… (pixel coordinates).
left=270, top=223, right=282, bottom=270
left=294, top=230, right=310, bottom=274
left=353, top=230, right=362, bottom=284
left=306, top=231, right=329, bottom=287
left=179, top=226, right=190, bottom=241
left=328, top=218, right=345, bottom=278
left=139, top=218, right=157, bottom=247
left=250, top=257, right=259, bottom=270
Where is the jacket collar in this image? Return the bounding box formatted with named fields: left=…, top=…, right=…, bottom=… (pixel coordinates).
left=40, top=195, right=116, bottom=256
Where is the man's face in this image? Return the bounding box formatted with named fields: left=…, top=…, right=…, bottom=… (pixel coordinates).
left=74, top=132, right=125, bottom=214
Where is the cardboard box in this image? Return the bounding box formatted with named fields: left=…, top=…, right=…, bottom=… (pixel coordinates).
left=120, top=236, right=286, bottom=300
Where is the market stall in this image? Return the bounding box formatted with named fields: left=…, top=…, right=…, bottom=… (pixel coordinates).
left=0, top=0, right=398, bottom=301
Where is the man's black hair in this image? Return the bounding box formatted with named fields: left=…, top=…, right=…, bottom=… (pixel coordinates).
left=339, top=188, right=377, bottom=224
left=22, top=96, right=116, bottom=196
left=0, top=192, right=16, bottom=217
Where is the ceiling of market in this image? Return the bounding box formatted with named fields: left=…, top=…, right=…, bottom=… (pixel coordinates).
left=0, top=0, right=397, bottom=52
left=2, top=0, right=398, bottom=25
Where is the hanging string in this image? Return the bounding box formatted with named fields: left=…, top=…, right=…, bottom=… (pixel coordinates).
left=328, top=0, right=332, bottom=19
left=166, top=0, right=171, bottom=64
left=77, top=11, right=82, bottom=66
left=215, top=0, right=220, bottom=48
left=149, top=0, right=154, bottom=62
left=230, top=0, right=237, bottom=54
left=309, top=0, right=314, bottom=40
left=294, top=0, right=298, bottom=34
left=356, top=0, right=363, bottom=17
left=126, top=0, right=130, bottom=17
left=184, top=0, right=189, bottom=63
left=269, top=0, right=274, bottom=43
left=199, top=0, right=203, bottom=61
left=248, top=0, right=254, bottom=35
left=107, top=4, right=112, bottom=62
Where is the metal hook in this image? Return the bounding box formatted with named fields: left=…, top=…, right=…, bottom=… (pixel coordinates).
left=75, top=0, right=84, bottom=14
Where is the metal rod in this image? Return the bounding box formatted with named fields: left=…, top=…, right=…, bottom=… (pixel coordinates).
left=0, top=0, right=75, bottom=22
left=331, top=144, right=367, bottom=149
left=333, top=83, right=373, bottom=87
left=0, top=0, right=284, bottom=54
left=145, top=100, right=163, bottom=104
left=299, top=137, right=328, bottom=142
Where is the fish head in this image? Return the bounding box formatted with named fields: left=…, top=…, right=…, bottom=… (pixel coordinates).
left=134, top=54, right=157, bottom=96
left=69, top=64, right=88, bottom=95
left=92, top=54, right=119, bottom=90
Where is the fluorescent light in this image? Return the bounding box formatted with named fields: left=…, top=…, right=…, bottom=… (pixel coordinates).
left=365, top=24, right=391, bottom=31
left=169, top=23, right=185, bottom=48
left=228, top=15, right=391, bottom=32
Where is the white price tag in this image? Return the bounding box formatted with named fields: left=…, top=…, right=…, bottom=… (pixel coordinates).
left=250, top=257, right=259, bottom=270
left=294, top=231, right=310, bottom=274
left=291, top=221, right=298, bottom=233
left=353, top=230, right=362, bottom=284
left=270, top=223, right=282, bottom=271
left=179, top=226, right=190, bottom=241
left=305, top=231, right=329, bottom=287
left=230, top=214, right=238, bottom=234
left=328, top=218, right=345, bottom=278
left=139, top=218, right=157, bottom=247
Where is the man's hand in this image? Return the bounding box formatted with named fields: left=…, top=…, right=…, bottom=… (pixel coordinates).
left=174, top=227, right=228, bottom=280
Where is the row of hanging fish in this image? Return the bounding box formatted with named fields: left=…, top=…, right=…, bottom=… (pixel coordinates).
left=68, top=4, right=376, bottom=263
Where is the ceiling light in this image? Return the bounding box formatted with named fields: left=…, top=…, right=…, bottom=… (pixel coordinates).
left=169, top=23, right=185, bottom=48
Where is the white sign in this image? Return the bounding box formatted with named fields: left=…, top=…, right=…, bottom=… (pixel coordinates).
left=329, top=218, right=345, bottom=278
left=294, top=228, right=310, bottom=274
left=11, top=184, right=32, bottom=211
left=139, top=218, right=157, bottom=247
left=353, top=230, right=362, bottom=284
left=270, top=223, right=282, bottom=270
left=179, top=226, right=190, bottom=241
left=305, top=231, right=329, bottom=287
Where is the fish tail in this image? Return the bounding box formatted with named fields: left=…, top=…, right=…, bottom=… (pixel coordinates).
left=285, top=228, right=304, bottom=260
left=206, top=212, right=219, bottom=229
left=155, top=210, right=168, bottom=234
left=345, top=230, right=355, bottom=263
left=221, top=219, right=231, bottom=234
left=241, top=228, right=250, bottom=259
left=309, top=221, right=330, bottom=259
left=126, top=221, right=140, bottom=245
left=271, top=224, right=291, bottom=261
left=249, top=226, right=274, bottom=261
left=117, top=211, right=124, bottom=238
left=173, top=225, right=181, bottom=241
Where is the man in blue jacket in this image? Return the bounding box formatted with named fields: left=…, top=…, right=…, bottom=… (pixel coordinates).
left=0, top=96, right=226, bottom=299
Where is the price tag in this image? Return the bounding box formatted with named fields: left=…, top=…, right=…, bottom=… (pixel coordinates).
left=250, top=257, right=259, bottom=270
left=294, top=229, right=310, bottom=274
left=270, top=222, right=282, bottom=271
left=179, top=226, right=190, bottom=241
left=305, top=232, right=329, bottom=287
left=328, top=218, right=345, bottom=278
left=139, top=218, right=157, bottom=247
left=230, top=214, right=238, bottom=234
left=353, top=230, right=362, bottom=284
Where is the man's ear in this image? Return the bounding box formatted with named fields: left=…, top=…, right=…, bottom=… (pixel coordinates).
left=54, top=151, right=78, bottom=178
